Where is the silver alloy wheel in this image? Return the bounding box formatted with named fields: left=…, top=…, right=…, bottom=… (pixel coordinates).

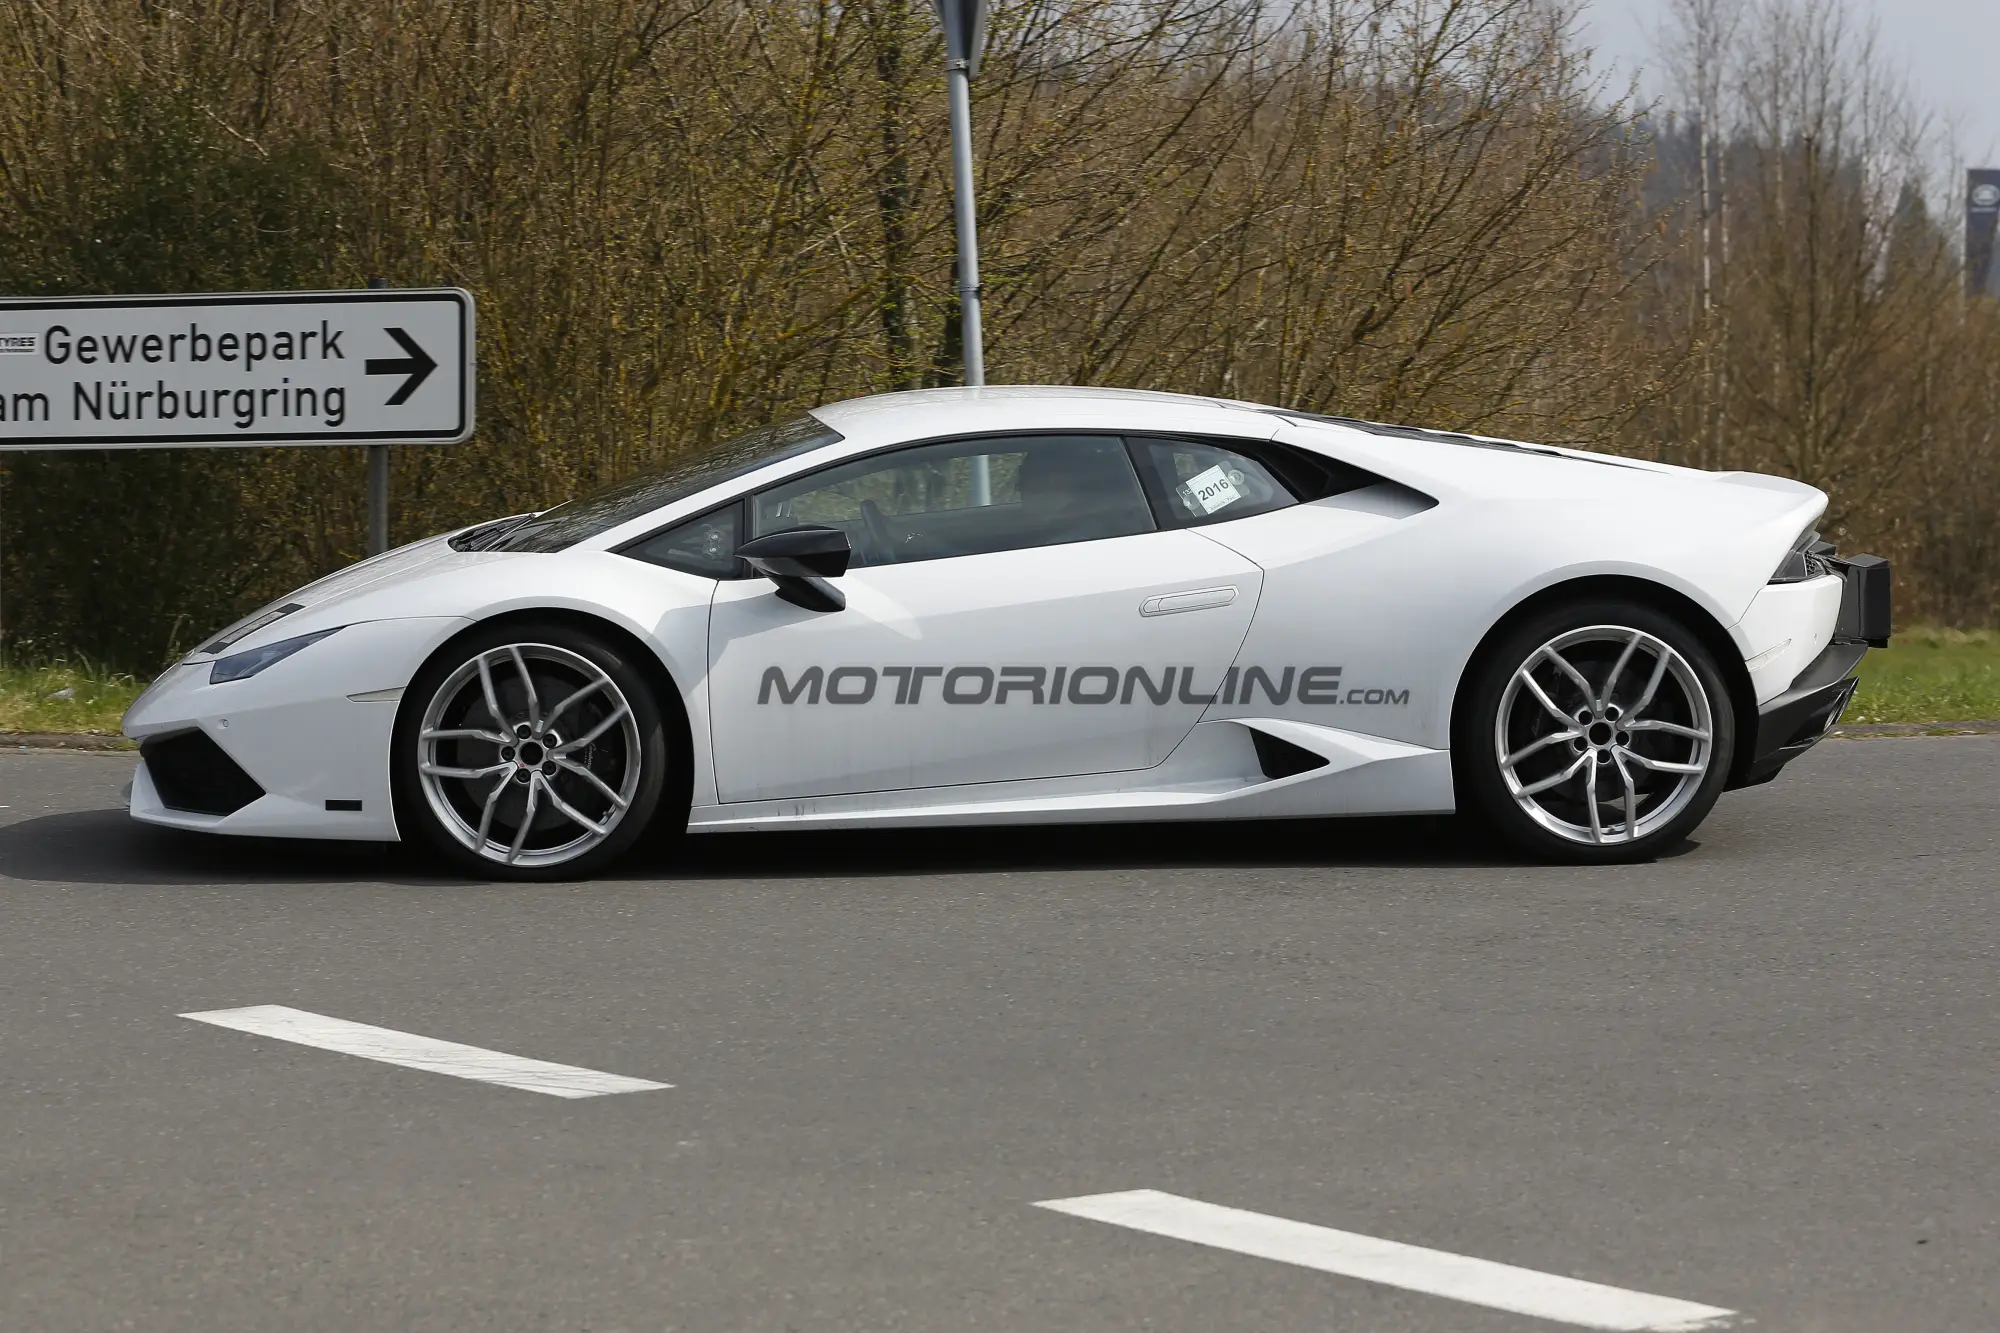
left=1494, top=625, right=1714, bottom=846
left=416, top=642, right=643, bottom=869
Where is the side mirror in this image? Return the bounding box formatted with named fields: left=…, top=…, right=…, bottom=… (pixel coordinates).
left=736, top=525, right=851, bottom=613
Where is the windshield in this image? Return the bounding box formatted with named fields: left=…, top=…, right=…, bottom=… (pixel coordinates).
left=474, top=413, right=844, bottom=553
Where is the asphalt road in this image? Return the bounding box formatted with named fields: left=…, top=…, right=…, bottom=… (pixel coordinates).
left=2, top=735, right=1996, bottom=1333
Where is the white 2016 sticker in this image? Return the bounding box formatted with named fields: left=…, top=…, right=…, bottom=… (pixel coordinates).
left=1184, top=464, right=1242, bottom=515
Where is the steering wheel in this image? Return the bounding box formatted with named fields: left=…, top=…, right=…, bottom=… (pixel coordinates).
left=860, top=499, right=897, bottom=563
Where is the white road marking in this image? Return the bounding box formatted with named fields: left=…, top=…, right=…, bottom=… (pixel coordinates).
left=181, top=1004, right=670, bottom=1099
left=1035, top=1190, right=1737, bottom=1332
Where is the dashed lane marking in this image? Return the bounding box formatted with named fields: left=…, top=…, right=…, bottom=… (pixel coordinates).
left=1035, top=1190, right=1737, bottom=1331
left=181, top=1004, right=671, bottom=1099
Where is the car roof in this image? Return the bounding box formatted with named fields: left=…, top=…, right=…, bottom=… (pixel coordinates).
left=810, top=386, right=1282, bottom=443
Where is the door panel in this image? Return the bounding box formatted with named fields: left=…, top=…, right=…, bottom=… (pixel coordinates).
left=708, top=530, right=1263, bottom=803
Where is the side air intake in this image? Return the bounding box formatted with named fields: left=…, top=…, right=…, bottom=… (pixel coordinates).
left=1249, top=728, right=1331, bottom=781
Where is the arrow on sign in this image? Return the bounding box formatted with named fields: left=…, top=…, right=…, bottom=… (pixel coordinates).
left=365, top=327, right=437, bottom=405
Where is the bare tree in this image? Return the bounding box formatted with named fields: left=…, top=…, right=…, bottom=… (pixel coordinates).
left=2, top=0, right=1996, bottom=664
left=1657, top=0, right=1743, bottom=468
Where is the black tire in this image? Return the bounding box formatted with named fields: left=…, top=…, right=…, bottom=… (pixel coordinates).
left=1454, top=597, right=1737, bottom=864
left=392, top=620, right=678, bottom=880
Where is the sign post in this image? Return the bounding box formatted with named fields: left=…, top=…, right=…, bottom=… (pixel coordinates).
left=0, top=286, right=473, bottom=656
left=364, top=277, right=394, bottom=553
left=934, top=0, right=990, bottom=389
left=1968, top=170, right=2000, bottom=298
left=367, top=430, right=392, bottom=554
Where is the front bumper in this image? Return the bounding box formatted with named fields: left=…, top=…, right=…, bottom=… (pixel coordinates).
left=124, top=615, right=470, bottom=840
left=1732, top=554, right=1891, bottom=787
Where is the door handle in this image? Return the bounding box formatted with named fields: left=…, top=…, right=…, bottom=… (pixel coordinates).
left=1140, top=586, right=1238, bottom=617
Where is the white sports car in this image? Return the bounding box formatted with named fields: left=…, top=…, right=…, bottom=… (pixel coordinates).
left=124, top=387, right=1891, bottom=878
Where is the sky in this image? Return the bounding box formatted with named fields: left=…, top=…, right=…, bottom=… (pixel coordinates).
left=1576, top=0, right=2000, bottom=166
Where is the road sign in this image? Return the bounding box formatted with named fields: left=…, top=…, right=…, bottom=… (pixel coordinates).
left=0, top=288, right=474, bottom=450
left=934, top=0, right=989, bottom=77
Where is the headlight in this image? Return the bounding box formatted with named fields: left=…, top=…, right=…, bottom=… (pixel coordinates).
left=1769, top=527, right=1834, bottom=583
left=210, top=627, right=342, bottom=683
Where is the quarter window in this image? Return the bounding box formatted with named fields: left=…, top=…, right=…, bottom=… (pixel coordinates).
left=1131, top=437, right=1299, bottom=528
left=621, top=504, right=742, bottom=578
left=750, top=434, right=1154, bottom=567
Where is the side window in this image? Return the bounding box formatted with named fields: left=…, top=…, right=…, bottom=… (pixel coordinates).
left=750, top=434, right=1154, bottom=567
left=1131, top=437, right=1299, bottom=528
left=620, top=503, right=742, bottom=578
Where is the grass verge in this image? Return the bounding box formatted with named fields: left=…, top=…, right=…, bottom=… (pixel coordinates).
left=0, top=662, right=146, bottom=736
left=1847, top=627, right=2000, bottom=725
left=2, top=627, right=1997, bottom=739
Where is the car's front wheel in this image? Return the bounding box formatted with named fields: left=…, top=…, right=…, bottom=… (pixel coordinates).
left=394, top=622, right=672, bottom=879
left=1456, top=599, right=1736, bottom=862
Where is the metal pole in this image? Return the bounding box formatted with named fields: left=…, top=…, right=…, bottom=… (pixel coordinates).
left=945, top=55, right=990, bottom=505
left=946, top=58, right=984, bottom=389
left=365, top=277, right=391, bottom=553
left=366, top=444, right=389, bottom=555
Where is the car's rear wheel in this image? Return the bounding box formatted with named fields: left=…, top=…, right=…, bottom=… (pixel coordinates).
left=1457, top=599, right=1736, bottom=862
left=395, top=622, right=672, bottom=880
